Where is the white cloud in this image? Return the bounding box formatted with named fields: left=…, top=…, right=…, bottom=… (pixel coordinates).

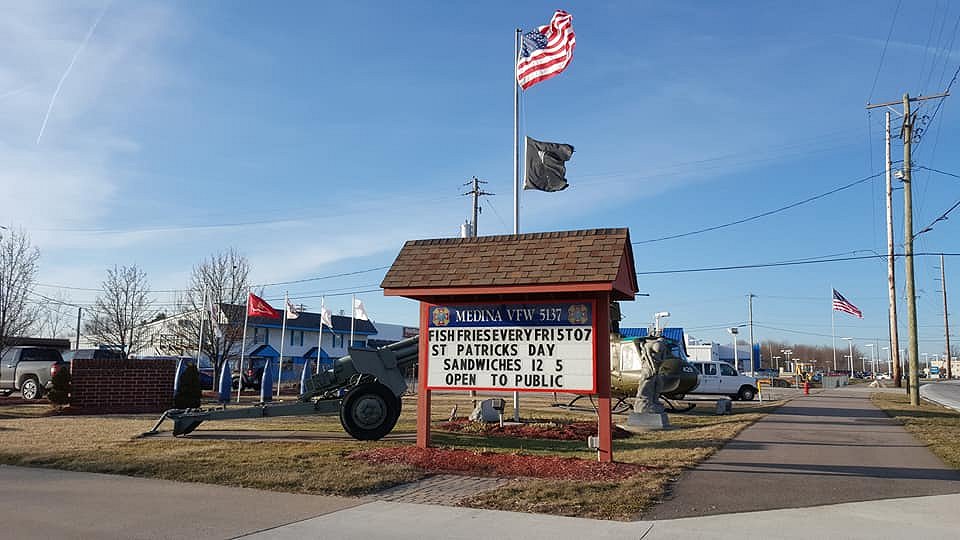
left=0, top=1, right=173, bottom=232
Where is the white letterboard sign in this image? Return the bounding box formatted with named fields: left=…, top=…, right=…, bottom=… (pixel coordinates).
left=425, top=301, right=596, bottom=393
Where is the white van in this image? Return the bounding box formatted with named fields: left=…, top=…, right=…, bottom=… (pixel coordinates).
left=688, top=361, right=758, bottom=401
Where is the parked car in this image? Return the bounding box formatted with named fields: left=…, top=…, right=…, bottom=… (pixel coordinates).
left=132, top=355, right=215, bottom=390
left=0, top=346, right=67, bottom=400
left=688, top=360, right=759, bottom=401
left=240, top=358, right=269, bottom=391
left=60, top=348, right=126, bottom=363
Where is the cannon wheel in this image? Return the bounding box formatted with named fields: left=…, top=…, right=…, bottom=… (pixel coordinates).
left=340, top=382, right=401, bottom=441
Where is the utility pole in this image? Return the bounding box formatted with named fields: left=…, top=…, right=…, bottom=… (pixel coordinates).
left=884, top=111, right=903, bottom=388
left=462, top=177, right=494, bottom=239
left=941, top=253, right=952, bottom=380
left=902, top=94, right=920, bottom=405
left=867, top=91, right=948, bottom=405
left=462, top=177, right=493, bottom=411
left=75, top=307, right=82, bottom=349
left=747, top=294, right=756, bottom=371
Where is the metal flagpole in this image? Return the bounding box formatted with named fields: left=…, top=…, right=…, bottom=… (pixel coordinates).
left=195, top=285, right=206, bottom=372
left=513, top=28, right=521, bottom=234
left=278, top=291, right=288, bottom=398
left=831, top=286, right=837, bottom=371
left=512, top=27, right=522, bottom=423
left=350, top=294, right=356, bottom=350
left=317, top=297, right=325, bottom=375
left=236, top=290, right=250, bottom=403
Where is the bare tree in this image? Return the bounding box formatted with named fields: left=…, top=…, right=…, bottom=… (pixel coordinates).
left=171, top=248, right=251, bottom=382
left=34, top=291, right=74, bottom=339
left=0, top=228, right=40, bottom=356
left=84, top=265, right=154, bottom=355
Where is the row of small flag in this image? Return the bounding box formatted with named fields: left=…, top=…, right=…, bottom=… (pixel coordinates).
left=246, top=292, right=369, bottom=323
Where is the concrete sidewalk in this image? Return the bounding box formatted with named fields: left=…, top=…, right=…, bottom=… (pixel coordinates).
left=241, top=494, right=960, bottom=540
left=3, top=462, right=959, bottom=539
left=647, top=387, right=960, bottom=519
left=920, top=380, right=960, bottom=412
left=0, top=465, right=360, bottom=540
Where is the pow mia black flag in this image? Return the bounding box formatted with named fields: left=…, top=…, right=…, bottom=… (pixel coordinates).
left=524, top=136, right=574, bottom=192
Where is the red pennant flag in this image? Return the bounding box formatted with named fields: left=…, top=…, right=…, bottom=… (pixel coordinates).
left=247, top=292, right=280, bottom=319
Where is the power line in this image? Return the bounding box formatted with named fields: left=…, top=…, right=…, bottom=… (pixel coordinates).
left=915, top=199, right=960, bottom=238
left=867, top=0, right=903, bottom=102
left=918, top=165, right=960, bottom=179
left=632, top=171, right=883, bottom=245
left=34, top=265, right=391, bottom=293
left=635, top=252, right=960, bottom=276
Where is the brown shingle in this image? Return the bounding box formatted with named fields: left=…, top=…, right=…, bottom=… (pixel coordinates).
left=382, top=228, right=635, bottom=289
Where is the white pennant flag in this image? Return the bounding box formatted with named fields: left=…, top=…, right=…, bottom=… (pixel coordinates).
left=320, top=305, right=333, bottom=328
left=353, top=298, right=369, bottom=321
left=285, top=298, right=300, bottom=319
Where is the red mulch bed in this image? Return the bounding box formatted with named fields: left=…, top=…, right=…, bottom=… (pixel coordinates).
left=350, top=446, right=647, bottom=481
left=436, top=419, right=632, bottom=441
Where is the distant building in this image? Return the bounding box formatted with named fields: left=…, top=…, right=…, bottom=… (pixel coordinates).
left=134, top=304, right=412, bottom=381
left=620, top=328, right=762, bottom=372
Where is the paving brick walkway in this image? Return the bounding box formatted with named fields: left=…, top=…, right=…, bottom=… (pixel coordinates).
left=369, top=474, right=512, bottom=505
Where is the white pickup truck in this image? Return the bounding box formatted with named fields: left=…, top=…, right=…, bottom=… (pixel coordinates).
left=687, top=360, right=758, bottom=401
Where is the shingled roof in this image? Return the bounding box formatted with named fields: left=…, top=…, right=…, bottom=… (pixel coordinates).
left=381, top=228, right=638, bottom=299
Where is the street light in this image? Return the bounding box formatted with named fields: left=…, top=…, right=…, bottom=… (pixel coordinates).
left=882, top=346, right=890, bottom=375
left=772, top=355, right=782, bottom=372
left=864, top=343, right=875, bottom=378
left=654, top=311, right=670, bottom=332
left=780, top=349, right=793, bottom=373
left=728, top=327, right=739, bottom=370
left=842, top=337, right=854, bottom=375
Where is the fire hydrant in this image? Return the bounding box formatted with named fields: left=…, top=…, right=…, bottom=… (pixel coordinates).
left=803, top=381, right=811, bottom=395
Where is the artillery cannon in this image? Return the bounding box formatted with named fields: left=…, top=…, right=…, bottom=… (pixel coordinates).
left=144, top=336, right=419, bottom=440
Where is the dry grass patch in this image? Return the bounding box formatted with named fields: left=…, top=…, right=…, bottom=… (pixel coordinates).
left=872, top=391, right=960, bottom=468
left=0, top=393, right=778, bottom=520
left=0, top=407, right=421, bottom=496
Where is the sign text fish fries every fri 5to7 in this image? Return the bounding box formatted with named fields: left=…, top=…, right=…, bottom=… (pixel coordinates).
left=425, top=302, right=596, bottom=393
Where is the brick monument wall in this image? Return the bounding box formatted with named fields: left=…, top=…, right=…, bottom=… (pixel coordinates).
left=71, top=358, right=176, bottom=413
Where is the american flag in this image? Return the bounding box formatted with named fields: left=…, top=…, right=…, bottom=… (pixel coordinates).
left=832, top=289, right=863, bottom=318
left=516, top=10, right=576, bottom=90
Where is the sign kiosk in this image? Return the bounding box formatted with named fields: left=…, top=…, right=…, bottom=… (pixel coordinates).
left=382, top=228, right=638, bottom=462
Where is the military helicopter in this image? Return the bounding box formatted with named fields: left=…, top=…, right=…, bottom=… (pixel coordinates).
left=609, top=332, right=701, bottom=412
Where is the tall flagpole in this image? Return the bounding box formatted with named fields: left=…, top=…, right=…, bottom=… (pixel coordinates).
left=236, top=290, right=250, bottom=403
left=317, top=297, right=325, bottom=375
left=350, top=294, right=356, bottom=349
left=513, top=28, right=521, bottom=233
left=831, top=286, right=837, bottom=372
left=278, top=291, right=288, bottom=398
left=512, top=28, right=522, bottom=423
left=195, top=284, right=206, bottom=369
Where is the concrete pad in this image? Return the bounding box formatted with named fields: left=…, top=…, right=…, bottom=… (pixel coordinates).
left=238, top=494, right=960, bottom=540
left=0, top=465, right=360, bottom=540
left=237, top=500, right=648, bottom=539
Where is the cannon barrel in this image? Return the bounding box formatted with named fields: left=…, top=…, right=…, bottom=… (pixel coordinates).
left=299, top=335, right=419, bottom=401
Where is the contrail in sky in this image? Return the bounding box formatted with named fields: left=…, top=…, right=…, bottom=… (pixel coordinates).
left=0, top=85, right=32, bottom=100
left=36, top=3, right=110, bottom=145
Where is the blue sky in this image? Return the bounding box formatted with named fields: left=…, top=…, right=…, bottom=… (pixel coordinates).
left=3, top=1, right=959, bottom=354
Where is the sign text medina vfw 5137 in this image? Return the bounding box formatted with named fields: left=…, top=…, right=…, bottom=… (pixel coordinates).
left=425, top=301, right=596, bottom=393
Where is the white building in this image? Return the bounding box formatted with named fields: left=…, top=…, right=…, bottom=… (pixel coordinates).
left=133, top=304, right=415, bottom=382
